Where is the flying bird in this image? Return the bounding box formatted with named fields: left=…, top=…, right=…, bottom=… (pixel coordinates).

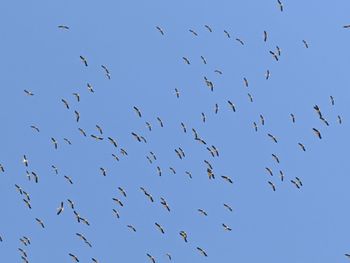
left=269, top=50, right=279, bottom=61
left=265, top=69, right=270, bottom=80
left=189, top=29, right=198, bottom=36
left=72, top=93, right=80, bottom=102
left=243, top=77, right=249, bottom=87
left=57, top=201, right=64, bottom=215
left=312, top=128, right=322, bottom=139
left=200, top=55, right=207, bottom=64
left=223, top=203, right=233, bottom=212
left=268, top=181, right=276, bottom=191
left=222, top=223, right=232, bottom=231
left=227, top=100, right=236, bottom=112
left=58, top=25, right=69, bottom=30
left=35, top=218, right=45, bottom=228
left=235, top=38, right=244, bottom=45
left=198, top=208, right=208, bottom=216
left=157, top=117, right=164, bottom=127
left=221, top=175, right=233, bottom=184
left=277, top=0, right=283, bottom=12
left=302, top=39, right=309, bottom=48
left=263, top=30, right=268, bottom=42
left=155, top=222, right=165, bottom=234
left=160, top=197, right=170, bottom=212
left=30, top=125, right=40, bottom=132
left=204, top=25, right=212, bottom=32
left=182, top=57, right=190, bottom=64
left=290, top=113, right=295, bottom=123
left=179, top=231, right=188, bottom=242
left=330, top=95, right=335, bottom=106
left=147, top=253, right=156, bottom=263
left=298, top=143, right=306, bottom=151
left=51, top=137, right=58, bottom=149
left=24, top=89, right=34, bottom=96
left=267, top=133, right=278, bottom=143
left=174, top=88, right=180, bottom=98
left=69, top=253, right=80, bottom=262
left=223, top=30, right=231, bottom=38
left=79, top=56, right=88, bottom=67
left=197, top=247, right=208, bottom=257
left=156, top=26, right=164, bottom=35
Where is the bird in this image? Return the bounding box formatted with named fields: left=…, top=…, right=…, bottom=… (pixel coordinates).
left=30, top=125, right=40, bottom=132
left=179, top=231, right=188, bottom=242
left=291, top=180, right=300, bottom=189
left=0, top=164, right=4, bottom=173
left=51, top=137, right=58, bottom=149
left=74, top=110, right=80, bottom=122
left=279, top=170, right=284, bottom=181
left=118, top=187, right=127, bottom=197
left=269, top=50, right=279, bottom=61
left=95, top=125, right=103, bottom=134
left=235, top=38, right=244, bottom=45
left=90, top=134, right=103, bottom=141
left=227, top=100, right=236, bottom=112
left=112, top=209, right=120, bottom=218
left=200, top=55, right=207, bottom=64
left=174, top=88, right=180, bottom=98
left=302, top=39, right=309, bottom=48
left=31, top=171, right=39, bottom=183
left=133, top=106, right=142, bottom=117
left=243, top=77, right=249, bottom=87
left=189, top=29, right=198, bottom=36
left=165, top=253, right=172, bottom=261
left=214, top=69, right=223, bottom=74
left=87, top=83, right=94, bottom=92
left=22, top=155, right=29, bottom=167
left=343, top=25, right=350, bottom=28
left=267, top=133, right=278, bottom=143
left=201, top=112, right=206, bottom=123
left=157, top=117, right=164, bottom=127
left=156, top=26, right=164, bottom=35
left=150, top=151, right=157, bottom=160
left=277, top=0, right=283, bottom=11
left=24, top=89, right=34, bottom=96
left=146, top=121, right=152, bottom=131
left=313, top=105, right=323, bottom=118
left=147, top=253, right=156, bottom=263
left=290, top=113, right=295, bottom=123
left=182, top=57, right=190, bottom=64
left=221, top=175, right=233, bottom=184
left=169, top=167, right=176, bottom=174
left=112, top=154, right=120, bottom=161
left=57, top=201, right=64, bottom=215
left=185, top=171, right=192, bottom=179
left=223, top=203, right=233, bottom=212
left=64, top=138, right=72, bottom=145
left=72, top=93, right=80, bottom=102
left=247, top=93, right=253, bottom=102
left=101, top=65, right=111, bottom=79
left=204, top=25, right=212, bottom=32
left=222, top=223, right=232, bottom=231
left=330, top=95, right=335, bottom=106
left=272, top=154, right=280, bottom=163
left=160, top=197, right=170, bottom=212
left=215, top=103, right=219, bottom=114
left=58, top=25, right=69, bottom=30
left=155, top=222, right=165, bottom=234
left=196, top=247, right=208, bottom=257
left=91, top=258, right=99, bottom=263
left=253, top=122, right=258, bottom=132
left=79, top=56, right=88, bottom=67
left=268, top=181, right=276, bottom=191
left=298, top=143, right=306, bottom=151
left=156, top=166, right=162, bottom=176
left=113, top=197, right=124, bottom=207
left=67, top=199, right=75, bottom=209
left=100, top=168, right=107, bottom=176
left=23, top=198, right=31, bottom=209
left=107, top=137, right=118, bottom=148
left=338, top=115, right=342, bottom=124
left=263, top=30, right=268, bottom=42
left=260, top=114, right=265, bottom=125
left=265, top=167, right=273, bottom=176
left=61, top=98, right=69, bottom=109
left=265, top=69, right=270, bottom=80
left=35, top=218, right=45, bottom=228
left=78, top=128, right=87, bottom=137
left=64, top=175, right=73, bottom=184
left=207, top=168, right=215, bottom=179
left=224, top=30, right=231, bottom=38
left=198, top=208, right=208, bottom=216
left=69, top=253, right=80, bottom=262
left=295, top=177, right=303, bottom=186
left=312, top=128, right=322, bottom=139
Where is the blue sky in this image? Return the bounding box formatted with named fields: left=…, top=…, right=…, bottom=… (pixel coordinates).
left=1, top=0, right=350, bottom=262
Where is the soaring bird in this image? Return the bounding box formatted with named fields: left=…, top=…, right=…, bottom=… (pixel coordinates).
left=30, top=125, right=40, bottom=132
left=157, top=117, right=164, bottom=127
left=147, top=253, right=156, bottom=263
left=180, top=122, right=187, bottom=133
left=277, top=0, right=283, bottom=11
left=175, top=149, right=182, bottom=159
left=165, top=253, right=172, bottom=261
left=224, top=30, right=231, bottom=38
left=112, top=209, right=120, bottom=219
left=267, top=133, right=278, bottom=143
left=279, top=170, right=284, bottom=181
left=64, top=138, right=72, bottom=145
left=207, top=168, right=215, bottom=179
left=67, top=199, right=75, bottom=209
left=155, top=222, right=165, bottom=234
left=223, top=203, right=233, bottom=212
left=302, top=39, right=309, bottom=48
left=156, top=26, right=164, bottom=35
left=0, top=164, right=4, bottom=173
left=113, top=198, right=123, bottom=207
left=291, top=180, right=300, bottom=189
left=222, top=223, right=232, bottom=231
left=269, top=50, right=279, bottom=61
left=57, top=202, right=64, bottom=215
left=189, top=29, right=198, bottom=36
left=157, top=166, right=162, bottom=176
left=182, top=57, right=190, bottom=64
left=227, top=100, right=236, bottom=112
left=133, top=106, right=142, bottom=117
left=200, top=55, right=207, bottom=64
left=295, top=177, right=303, bottom=186
left=118, top=187, right=127, bottom=197
left=78, top=128, right=87, bottom=137
left=197, top=247, right=208, bottom=257
left=23, top=198, right=32, bottom=209
left=260, top=114, right=265, bottom=125
left=185, top=171, right=192, bottom=178
left=74, top=110, right=80, bottom=122
left=312, top=128, right=322, bottom=139
left=343, top=25, right=350, bottom=28
left=214, top=103, right=219, bottom=114
left=169, top=167, right=176, bottom=174
left=108, top=137, right=118, bottom=148
left=35, top=218, right=45, bottom=228
left=263, top=30, right=268, bottom=42
left=61, top=99, right=70, bottom=109
left=58, top=25, right=69, bottom=30
left=24, top=89, right=34, bottom=96
left=298, top=143, right=306, bottom=151
left=290, top=113, right=295, bottom=123
left=338, top=115, right=342, bottom=124
left=64, top=175, right=73, bottom=184
left=221, top=175, right=233, bottom=184
left=92, top=258, right=99, bottom=263
left=243, top=77, right=249, bottom=87
left=72, top=93, right=80, bottom=102
left=179, top=231, right=188, bottom=242
left=235, top=38, right=244, bottom=45
left=69, top=253, right=80, bottom=262
left=253, top=122, right=258, bottom=132
left=204, top=160, right=213, bottom=170
left=146, top=121, right=152, bottom=131
left=272, top=154, right=280, bottom=163
left=160, top=197, right=170, bottom=212
left=101, top=65, right=111, bottom=79
left=265, top=69, right=270, bottom=80
left=265, top=167, right=273, bottom=176
left=204, top=25, right=212, bottom=32
left=268, top=181, right=276, bottom=191
left=87, top=83, right=94, bottom=92
left=100, top=167, right=107, bottom=176
left=95, top=125, right=103, bottom=135
left=174, top=88, right=180, bottom=98
left=22, top=155, right=29, bottom=167
left=51, top=137, right=58, bottom=149
left=140, top=187, right=154, bottom=202
left=313, top=105, right=323, bottom=119
left=198, top=208, right=208, bottom=216
left=80, top=56, right=88, bottom=67
left=201, top=112, right=206, bottom=123
left=247, top=93, right=253, bottom=102
left=330, top=95, right=335, bottom=106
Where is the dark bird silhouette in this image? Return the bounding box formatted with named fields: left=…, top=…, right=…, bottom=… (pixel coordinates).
left=79, top=56, right=88, bottom=67
left=156, top=26, right=164, bottom=35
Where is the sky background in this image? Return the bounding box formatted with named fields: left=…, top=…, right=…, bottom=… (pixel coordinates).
left=1, top=0, right=350, bottom=262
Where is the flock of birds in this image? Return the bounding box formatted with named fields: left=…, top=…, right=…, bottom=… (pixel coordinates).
left=2, top=1, right=350, bottom=262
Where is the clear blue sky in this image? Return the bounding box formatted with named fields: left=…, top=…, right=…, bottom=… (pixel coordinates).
left=1, top=0, right=350, bottom=262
